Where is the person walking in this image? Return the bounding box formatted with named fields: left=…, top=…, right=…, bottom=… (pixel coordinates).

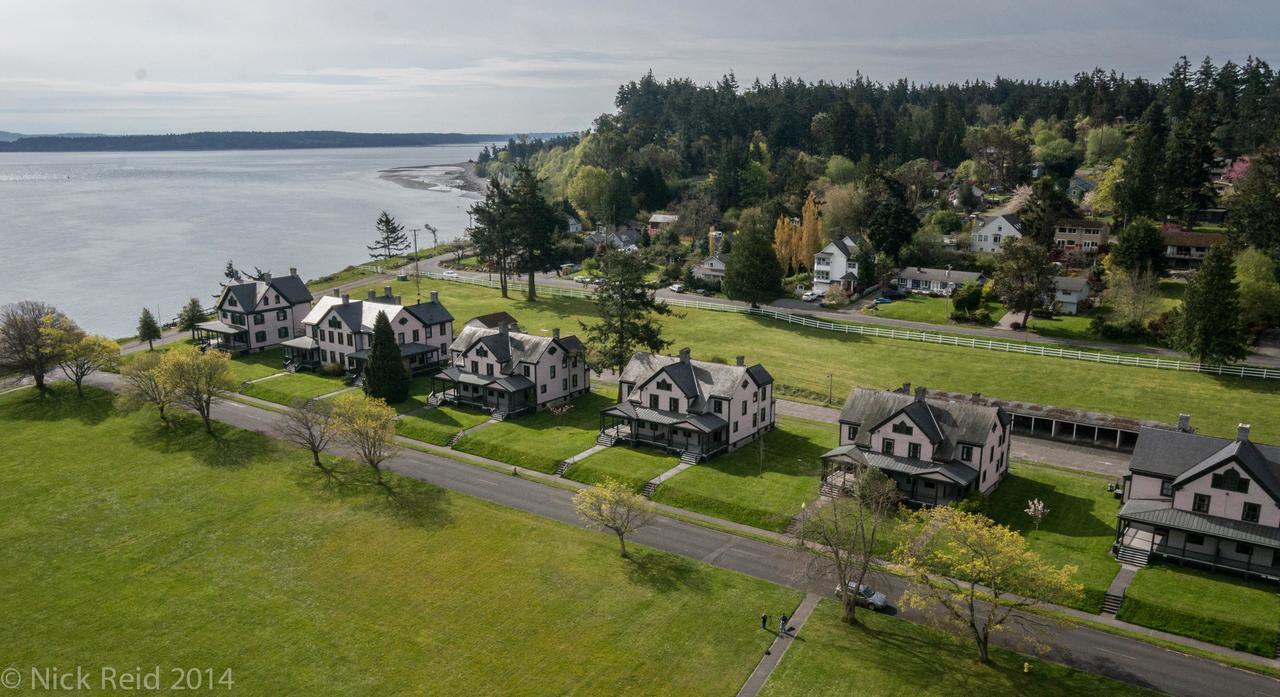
left=761, top=613, right=769, bottom=630
left=779, top=613, right=789, bottom=636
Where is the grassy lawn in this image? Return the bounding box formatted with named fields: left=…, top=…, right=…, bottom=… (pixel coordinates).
left=239, top=371, right=348, bottom=405
left=1028, top=279, right=1185, bottom=345
left=395, top=405, right=492, bottom=446
left=393, top=375, right=436, bottom=414
left=564, top=447, right=678, bottom=491
left=866, top=295, right=1004, bottom=326
left=1116, top=564, right=1280, bottom=656
left=0, top=386, right=802, bottom=696
left=651, top=418, right=835, bottom=532
left=347, top=276, right=1280, bottom=443
left=229, top=348, right=286, bottom=382
left=759, top=600, right=1159, bottom=697
left=454, top=388, right=617, bottom=473
left=984, top=461, right=1121, bottom=612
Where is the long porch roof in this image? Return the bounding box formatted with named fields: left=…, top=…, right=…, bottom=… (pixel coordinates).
left=280, top=336, right=319, bottom=350
left=602, top=400, right=726, bottom=434
left=195, top=320, right=246, bottom=335
left=435, top=365, right=534, bottom=392
left=348, top=343, right=438, bottom=361
left=1118, top=498, right=1280, bottom=548
left=821, top=444, right=978, bottom=486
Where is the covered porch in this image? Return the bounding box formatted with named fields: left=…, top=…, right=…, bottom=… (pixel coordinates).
left=599, top=401, right=728, bottom=460
left=280, top=336, right=322, bottom=372
left=194, top=320, right=249, bottom=354
left=1116, top=499, right=1280, bottom=581
left=430, top=366, right=535, bottom=417
left=820, top=445, right=977, bottom=507
left=345, top=343, right=439, bottom=379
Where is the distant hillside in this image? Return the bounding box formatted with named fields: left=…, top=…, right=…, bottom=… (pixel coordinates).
left=0, top=131, right=107, bottom=142
left=0, top=130, right=509, bottom=152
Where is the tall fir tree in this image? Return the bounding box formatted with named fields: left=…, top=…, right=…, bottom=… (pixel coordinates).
left=1115, top=103, right=1167, bottom=225
left=1175, top=245, right=1249, bottom=364
left=723, top=209, right=784, bottom=305
left=1109, top=217, right=1167, bottom=276
left=469, top=178, right=516, bottom=298
left=1017, top=177, right=1077, bottom=248
left=367, top=211, right=410, bottom=260
left=176, top=297, right=208, bottom=339
left=578, top=251, right=675, bottom=400
left=137, top=307, right=162, bottom=350
left=508, top=164, right=563, bottom=301
left=866, top=177, right=917, bottom=264
left=363, top=311, right=409, bottom=403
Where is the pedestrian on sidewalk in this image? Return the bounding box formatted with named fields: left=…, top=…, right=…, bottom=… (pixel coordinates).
left=779, top=613, right=789, bottom=635
left=761, top=613, right=769, bottom=630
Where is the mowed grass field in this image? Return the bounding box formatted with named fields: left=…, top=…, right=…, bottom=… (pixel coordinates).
left=758, top=600, right=1160, bottom=697
left=354, top=276, right=1280, bottom=443
left=454, top=388, right=618, bottom=473
left=651, top=417, right=836, bottom=532
left=865, top=294, right=1005, bottom=326
left=983, top=461, right=1121, bottom=612
left=239, top=371, right=349, bottom=405
left=1116, top=564, right=1280, bottom=656
left=0, top=386, right=802, bottom=696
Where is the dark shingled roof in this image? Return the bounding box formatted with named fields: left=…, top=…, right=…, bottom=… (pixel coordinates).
left=1129, top=427, right=1280, bottom=500
left=269, top=274, right=313, bottom=305
left=467, top=311, right=520, bottom=330
left=1119, top=499, right=1280, bottom=547
left=404, top=299, right=453, bottom=325
left=839, top=386, right=1008, bottom=462
left=619, top=352, right=772, bottom=414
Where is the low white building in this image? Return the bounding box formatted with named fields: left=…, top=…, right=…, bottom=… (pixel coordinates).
left=691, top=253, right=729, bottom=283
left=1052, top=276, right=1091, bottom=315
left=970, top=213, right=1023, bottom=254
left=813, top=236, right=864, bottom=294
left=895, top=267, right=984, bottom=295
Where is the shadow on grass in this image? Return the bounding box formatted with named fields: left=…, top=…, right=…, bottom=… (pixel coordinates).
left=986, top=471, right=1114, bottom=538
left=0, top=383, right=114, bottom=426
left=128, top=417, right=270, bottom=469
left=625, top=549, right=710, bottom=594
left=289, top=460, right=455, bottom=531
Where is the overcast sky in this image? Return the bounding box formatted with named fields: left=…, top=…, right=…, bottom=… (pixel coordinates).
left=3, top=0, right=1279, bottom=135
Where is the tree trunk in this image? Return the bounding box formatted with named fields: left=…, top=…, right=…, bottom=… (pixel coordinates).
left=527, top=269, right=537, bottom=301
left=33, top=372, right=46, bottom=393
left=616, top=530, right=628, bottom=558
left=311, top=450, right=324, bottom=470
left=74, top=379, right=84, bottom=397
left=498, top=260, right=509, bottom=298
left=202, top=413, right=213, bottom=434
left=841, top=593, right=858, bottom=624
left=1021, top=308, right=1031, bottom=330
left=973, top=626, right=990, bottom=663
left=157, top=404, right=168, bottom=424
left=148, top=338, right=155, bottom=350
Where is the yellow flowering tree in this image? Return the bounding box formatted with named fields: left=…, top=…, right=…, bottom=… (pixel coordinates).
left=330, top=391, right=399, bottom=486
left=573, top=477, right=657, bottom=558
left=158, top=346, right=238, bottom=434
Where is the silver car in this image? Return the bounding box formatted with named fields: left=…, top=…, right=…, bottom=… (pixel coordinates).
left=835, top=582, right=889, bottom=611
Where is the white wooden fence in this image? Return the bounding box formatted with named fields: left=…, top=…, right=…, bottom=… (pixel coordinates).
left=426, top=272, right=1280, bottom=380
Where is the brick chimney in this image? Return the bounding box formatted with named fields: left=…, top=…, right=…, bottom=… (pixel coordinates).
left=341, top=294, right=350, bottom=305
left=679, top=347, right=691, bottom=364
left=915, top=386, right=927, bottom=402
left=735, top=355, right=745, bottom=366
left=289, top=267, right=297, bottom=277
left=331, top=288, right=340, bottom=297
left=383, top=286, right=394, bottom=299
left=552, top=328, right=560, bottom=339
left=1237, top=423, right=1251, bottom=442
left=367, top=290, right=377, bottom=301
left=1177, top=414, right=1192, bottom=433
left=430, top=291, right=439, bottom=303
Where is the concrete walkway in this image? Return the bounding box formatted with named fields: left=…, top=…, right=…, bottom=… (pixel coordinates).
left=736, top=593, right=821, bottom=697
left=648, top=461, right=696, bottom=488
left=560, top=443, right=608, bottom=469
left=314, top=386, right=359, bottom=400
left=243, top=371, right=288, bottom=384
left=1103, top=566, right=1140, bottom=617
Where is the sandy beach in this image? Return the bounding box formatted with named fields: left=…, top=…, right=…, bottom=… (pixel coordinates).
left=379, top=160, right=487, bottom=197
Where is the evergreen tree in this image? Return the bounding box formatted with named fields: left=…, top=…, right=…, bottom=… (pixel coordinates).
left=866, top=177, right=917, bottom=264
left=723, top=210, right=784, bottom=305
left=1110, top=217, right=1167, bottom=276
left=367, top=211, right=409, bottom=260
left=137, top=307, right=162, bottom=350
left=1017, top=177, right=1077, bottom=248
left=855, top=241, right=877, bottom=291
left=508, top=164, right=563, bottom=301
left=470, top=178, right=516, bottom=298
left=578, top=251, right=675, bottom=400
left=1159, top=106, right=1216, bottom=222
left=1115, top=103, right=1167, bottom=225
left=992, top=238, right=1057, bottom=328
left=176, top=297, right=208, bottom=339
left=1227, top=142, right=1280, bottom=259
left=1175, top=245, right=1249, bottom=364
left=223, top=259, right=239, bottom=283
left=363, top=311, right=409, bottom=403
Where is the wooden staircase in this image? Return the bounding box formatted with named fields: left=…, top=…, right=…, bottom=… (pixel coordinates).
left=678, top=451, right=699, bottom=467
left=427, top=392, right=444, bottom=407
left=446, top=430, right=466, bottom=448
left=819, top=481, right=844, bottom=498
left=595, top=432, right=617, bottom=447
left=1115, top=545, right=1150, bottom=568
left=1101, top=593, right=1124, bottom=615
left=640, top=480, right=660, bottom=498
left=553, top=460, right=572, bottom=477
left=490, top=410, right=508, bottom=422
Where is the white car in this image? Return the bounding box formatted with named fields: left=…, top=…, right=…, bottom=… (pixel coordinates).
left=834, top=582, right=890, bottom=611
left=802, top=289, right=823, bottom=302
left=667, top=283, right=684, bottom=293
left=442, top=270, right=459, bottom=279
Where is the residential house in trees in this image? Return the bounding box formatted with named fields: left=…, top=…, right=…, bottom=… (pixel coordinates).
left=599, top=349, right=775, bottom=464
left=1052, top=275, right=1092, bottom=315
left=821, top=384, right=1012, bottom=506
left=1160, top=225, right=1227, bottom=270
left=290, top=287, right=453, bottom=376
left=969, top=213, right=1023, bottom=254
left=1115, top=422, right=1280, bottom=580
left=1052, top=219, right=1111, bottom=255
left=894, top=267, right=984, bottom=295
left=812, top=235, right=866, bottom=294
left=195, top=268, right=314, bottom=354
left=430, top=320, right=590, bottom=419
left=647, top=212, right=679, bottom=236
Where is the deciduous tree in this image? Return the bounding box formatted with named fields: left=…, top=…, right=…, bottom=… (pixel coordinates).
left=331, top=392, right=399, bottom=486
left=573, top=477, right=657, bottom=557
left=0, top=300, right=71, bottom=393
left=992, top=238, right=1057, bottom=328
left=893, top=507, right=1082, bottom=663
left=43, top=320, right=119, bottom=397
left=158, top=346, right=238, bottom=434
left=1236, top=248, right=1280, bottom=335
left=116, top=352, right=173, bottom=424
left=1110, top=217, right=1167, bottom=276
left=278, top=398, right=339, bottom=473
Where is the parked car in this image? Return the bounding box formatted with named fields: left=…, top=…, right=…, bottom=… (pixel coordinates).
left=699, top=289, right=714, bottom=297
left=572, top=275, right=593, bottom=284
left=834, top=582, right=890, bottom=611
left=667, top=283, right=684, bottom=293
left=442, top=270, right=459, bottom=279
left=593, top=277, right=606, bottom=285
left=874, top=296, right=894, bottom=305
left=802, top=289, right=823, bottom=302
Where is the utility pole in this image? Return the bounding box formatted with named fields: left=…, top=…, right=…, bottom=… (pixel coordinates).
left=827, top=373, right=833, bottom=404
left=410, top=228, right=422, bottom=303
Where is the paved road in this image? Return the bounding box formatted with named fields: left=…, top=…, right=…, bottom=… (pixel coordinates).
left=77, top=372, right=1280, bottom=697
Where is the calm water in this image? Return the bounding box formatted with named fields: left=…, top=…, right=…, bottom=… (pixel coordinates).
left=0, top=145, right=490, bottom=337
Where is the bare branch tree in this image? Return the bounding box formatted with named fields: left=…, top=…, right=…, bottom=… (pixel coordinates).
left=277, top=398, right=339, bottom=473
left=116, top=352, right=174, bottom=424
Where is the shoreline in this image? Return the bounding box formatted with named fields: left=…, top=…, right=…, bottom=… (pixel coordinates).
left=378, top=160, right=488, bottom=195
